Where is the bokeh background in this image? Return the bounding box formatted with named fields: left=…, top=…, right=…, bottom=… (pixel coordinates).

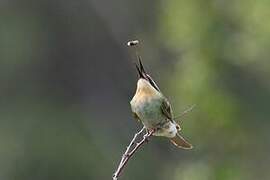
left=1, top=0, right=270, bottom=179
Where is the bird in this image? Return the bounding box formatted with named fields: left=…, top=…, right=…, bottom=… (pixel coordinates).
left=129, top=40, right=193, bottom=149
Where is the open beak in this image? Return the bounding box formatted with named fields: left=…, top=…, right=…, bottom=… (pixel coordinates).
left=135, top=57, right=147, bottom=79
left=135, top=64, right=144, bottom=78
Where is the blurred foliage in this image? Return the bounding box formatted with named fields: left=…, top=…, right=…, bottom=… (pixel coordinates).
left=0, top=0, right=269, bottom=180
left=157, top=0, right=270, bottom=179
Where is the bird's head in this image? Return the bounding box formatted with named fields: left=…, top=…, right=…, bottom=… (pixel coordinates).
left=134, top=57, right=160, bottom=92
left=127, top=40, right=161, bottom=92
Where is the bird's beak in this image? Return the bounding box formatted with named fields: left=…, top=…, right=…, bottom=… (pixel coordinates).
left=138, top=57, right=146, bottom=75
left=135, top=57, right=147, bottom=79
left=135, top=64, right=144, bottom=78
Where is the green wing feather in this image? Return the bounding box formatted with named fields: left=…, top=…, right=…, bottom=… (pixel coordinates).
left=161, top=98, right=182, bottom=131
left=161, top=98, right=173, bottom=122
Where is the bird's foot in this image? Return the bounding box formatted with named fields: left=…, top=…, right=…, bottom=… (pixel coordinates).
left=144, top=128, right=156, bottom=143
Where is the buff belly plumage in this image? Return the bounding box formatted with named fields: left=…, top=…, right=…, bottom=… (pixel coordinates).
left=131, top=95, right=177, bottom=138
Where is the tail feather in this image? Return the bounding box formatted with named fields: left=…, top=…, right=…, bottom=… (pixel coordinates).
left=170, top=134, right=193, bottom=149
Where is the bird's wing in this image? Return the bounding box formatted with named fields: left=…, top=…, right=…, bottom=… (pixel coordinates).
left=161, top=98, right=173, bottom=122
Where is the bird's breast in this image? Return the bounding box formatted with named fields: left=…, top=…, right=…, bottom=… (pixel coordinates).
left=130, top=93, right=166, bottom=128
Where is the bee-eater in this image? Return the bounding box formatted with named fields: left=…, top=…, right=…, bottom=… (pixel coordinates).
left=129, top=41, right=193, bottom=149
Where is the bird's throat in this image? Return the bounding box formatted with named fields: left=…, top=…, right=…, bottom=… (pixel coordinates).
left=136, top=79, right=160, bottom=97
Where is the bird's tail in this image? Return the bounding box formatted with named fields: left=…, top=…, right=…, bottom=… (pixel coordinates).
left=170, top=133, right=193, bottom=149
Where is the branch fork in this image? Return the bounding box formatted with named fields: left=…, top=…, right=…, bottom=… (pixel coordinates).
left=112, top=127, right=155, bottom=180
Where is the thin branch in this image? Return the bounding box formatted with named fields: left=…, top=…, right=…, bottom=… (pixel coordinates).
left=174, top=104, right=196, bottom=120
left=119, top=127, right=145, bottom=166
left=112, top=127, right=155, bottom=180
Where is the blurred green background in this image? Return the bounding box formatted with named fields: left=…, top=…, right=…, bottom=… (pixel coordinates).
left=1, top=0, right=270, bottom=179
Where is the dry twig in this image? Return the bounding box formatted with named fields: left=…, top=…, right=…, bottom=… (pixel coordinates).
left=112, top=127, right=155, bottom=180
left=174, top=104, right=196, bottom=120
